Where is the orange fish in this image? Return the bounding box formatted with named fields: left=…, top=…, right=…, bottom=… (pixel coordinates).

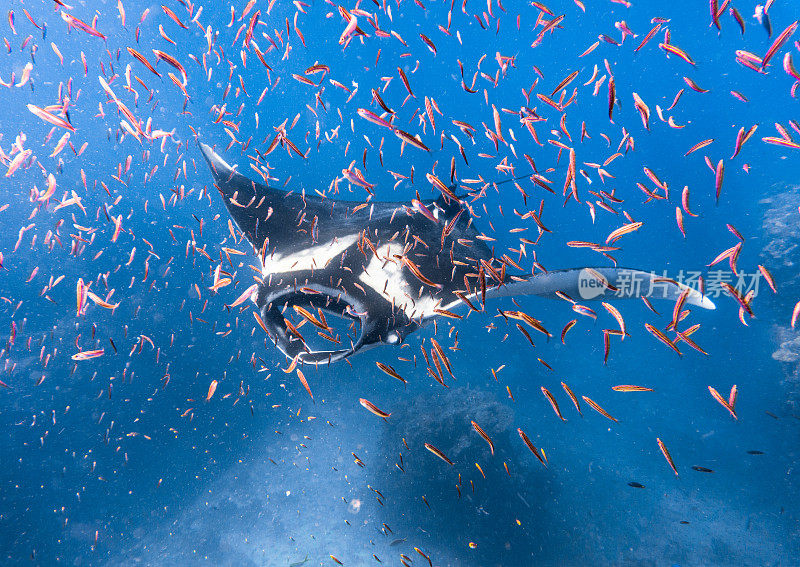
left=27, top=104, right=75, bottom=132
left=644, top=323, right=682, bottom=356
left=602, top=302, right=626, bottom=338
left=612, top=385, right=653, bottom=392
left=71, top=349, right=105, bottom=361
left=206, top=380, right=218, bottom=401
left=424, top=443, right=454, bottom=465
left=359, top=398, right=391, bottom=418
left=561, top=319, right=577, bottom=343
left=161, top=5, right=188, bottom=29
left=656, top=437, right=679, bottom=476
left=517, top=428, right=547, bottom=467
left=714, top=160, right=725, bottom=203
left=728, top=384, right=738, bottom=410
left=561, top=382, right=582, bottom=415
left=605, top=222, right=643, bottom=244
left=541, top=387, right=565, bottom=421
left=759, top=265, right=777, bottom=293
left=581, top=395, right=618, bottom=422
left=127, top=47, right=161, bottom=77
left=293, top=305, right=328, bottom=330
left=632, top=92, right=651, bottom=130
left=297, top=369, right=313, bottom=399
left=659, top=42, right=696, bottom=65
left=471, top=421, right=495, bottom=455
left=395, top=129, right=430, bottom=152
left=376, top=361, right=406, bottom=384
left=708, top=386, right=737, bottom=419
left=761, top=20, right=798, bottom=70
left=685, top=138, right=713, bottom=156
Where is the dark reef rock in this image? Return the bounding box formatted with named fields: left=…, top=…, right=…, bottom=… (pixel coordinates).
left=761, top=188, right=800, bottom=410
left=386, top=386, right=515, bottom=467
left=761, top=188, right=800, bottom=298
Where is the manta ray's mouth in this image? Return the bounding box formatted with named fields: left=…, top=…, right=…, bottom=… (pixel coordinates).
left=262, top=287, right=368, bottom=365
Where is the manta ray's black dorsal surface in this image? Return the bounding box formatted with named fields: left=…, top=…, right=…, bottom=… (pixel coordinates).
left=199, top=142, right=714, bottom=365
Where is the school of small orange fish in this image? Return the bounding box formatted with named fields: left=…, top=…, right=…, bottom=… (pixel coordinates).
left=2, top=0, right=799, bottom=563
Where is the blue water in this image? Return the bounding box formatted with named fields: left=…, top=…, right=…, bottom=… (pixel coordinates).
left=1, top=1, right=799, bottom=565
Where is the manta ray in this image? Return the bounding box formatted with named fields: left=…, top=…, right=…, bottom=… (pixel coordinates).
left=199, top=142, right=714, bottom=364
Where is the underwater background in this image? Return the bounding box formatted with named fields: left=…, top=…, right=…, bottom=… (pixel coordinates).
left=0, top=0, right=799, bottom=565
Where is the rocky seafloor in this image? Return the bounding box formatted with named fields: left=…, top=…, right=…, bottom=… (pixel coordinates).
left=760, top=186, right=800, bottom=412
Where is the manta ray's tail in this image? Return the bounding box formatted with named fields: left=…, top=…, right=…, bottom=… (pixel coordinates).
left=486, top=267, right=716, bottom=310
